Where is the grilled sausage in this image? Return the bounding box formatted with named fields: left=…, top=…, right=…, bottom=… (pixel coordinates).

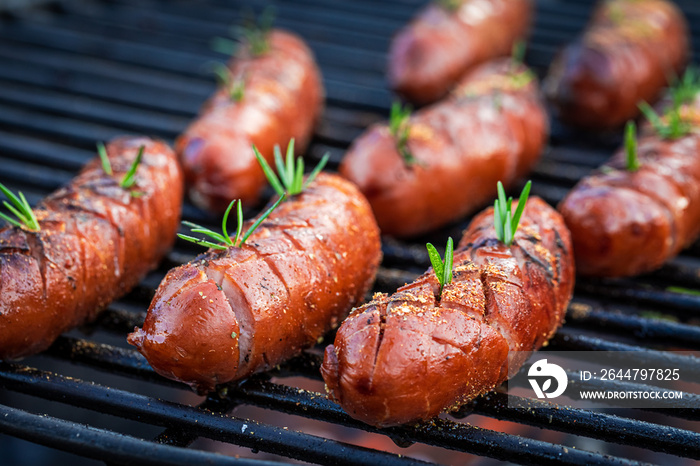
left=128, top=173, right=381, bottom=393
left=0, top=137, right=183, bottom=360
left=177, top=29, right=324, bottom=213
left=341, top=58, right=547, bottom=238
left=544, top=0, right=689, bottom=129
left=387, top=0, right=533, bottom=105
left=558, top=103, right=700, bottom=277
left=321, top=196, right=574, bottom=427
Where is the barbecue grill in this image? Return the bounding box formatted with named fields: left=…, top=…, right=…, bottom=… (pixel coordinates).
left=0, top=0, right=699, bottom=464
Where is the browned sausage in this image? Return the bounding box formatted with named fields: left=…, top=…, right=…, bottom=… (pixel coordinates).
left=176, top=29, right=324, bottom=213
left=128, top=173, right=381, bottom=393
left=321, top=196, right=574, bottom=427
left=340, top=58, right=548, bottom=237
left=387, top=0, right=533, bottom=105
left=558, top=100, right=700, bottom=277
left=0, top=137, right=183, bottom=360
left=544, top=0, right=689, bottom=129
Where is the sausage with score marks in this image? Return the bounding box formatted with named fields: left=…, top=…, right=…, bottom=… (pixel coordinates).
left=128, top=172, right=381, bottom=393
left=321, top=194, right=574, bottom=427
left=0, top=137, right=183, bottom=360
left=388, top=0, right=533, bottom=105
left=177, top=29, right=324, bottom=213
left=558, top=82, right=700, bottom=277
left=544, top=0, right=689, bottom=129
left=341, top=58, right=547, bottom=238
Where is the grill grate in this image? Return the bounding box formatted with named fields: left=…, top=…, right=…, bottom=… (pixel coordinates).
left=1, top=0, right=700, bottom=464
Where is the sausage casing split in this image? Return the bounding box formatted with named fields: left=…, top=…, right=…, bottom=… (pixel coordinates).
left=0, top=137, right=183, bottom=360
left=128, top=173, right=381, bottom=393
left=177, top=29, right=324, bottom=213
left=387, top=0, right=533, bottom=105
left=544, top=0, right=689, bottom=129
left=321, top=197, right=574, bottom=427
left=558, top=105, right=700, bottom=277
left=341, top=59, right=548, bottom=238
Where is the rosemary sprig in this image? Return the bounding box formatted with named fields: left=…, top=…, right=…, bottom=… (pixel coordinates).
left=638, top=98, right=692, bottom=140
left=97, top=142, right=113, bottom=176
left=231, top=7, right=275, bottom=57
left=253, top=139, right=329, bottom=197
left=511, top=40, right=526, bottom=67
left=671, top=67, right=700, bottom=105
left=624, top=120, right=640, bottom=171
left=435, top=0, right=462, bottom=12
left=96, top=143, right=145, bottom=190
left=426, top=237, right=454, bottom=297
left=494, top=180, right=531, bottom=246
left=389, top=101, right=417, bottom=165
left=0, top=182, right=40, bottom=231
left=211, top=63, right=245, bottom=102
left=637, top=69, right=700, bottom=140
left=508, top=40, right=535, bottom=88
left=178, top=194, right=286, bottom=250
left=119, top=145, right=145, bottom=189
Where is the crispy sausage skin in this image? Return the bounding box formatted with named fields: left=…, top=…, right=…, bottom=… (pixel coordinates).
left=387, top=0, right=533, bottom=105
left=128, top=173, right=381, bottom=393
left=544, top=0, right=689, bottom=129
left=558, top=104, right=700, bottom=277
left=176, top=29, right=324, bottom=213
left=340, top=58, right=547, bottom=238
left=0, top=137, right=183, bottom=360
left=321, top=197, right=574, bottom=427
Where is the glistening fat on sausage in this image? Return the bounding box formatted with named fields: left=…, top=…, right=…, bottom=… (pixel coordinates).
left=177, top=27, right=324, bottom=213
left=388, top=0, right=533, bottom=105
left=128, top=166, right=382, bottom=394
left=0, top=137, right=183, bottom=360
left=544, top=0, right=689, bottom=129
left=341, top=58, right=548, bottom=238
left=321, top=189, right=574, bottom=427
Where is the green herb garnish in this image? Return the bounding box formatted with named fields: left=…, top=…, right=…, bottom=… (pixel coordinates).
left=426, top=237, right=454, bottom=297
left=435, top=0, right=462, bottom=12
left=211, top=63, right=245, bottom=102
left=637, top=70, right=700, bottom=140
left=253, top=139, right=329, bottom=197
left=639, top=98, right=691, bottom=140
left=494, top=180, right=531, bottom=246
left=666, top=286, right=700, bottom=297
left=97, top=142, right=113, bottom=176
left=624, top=120, right=640, bottom=171
left=0, top=182, right=39, bottom=231
left=389, top=101, right=416, bottom=165
left=178, top=194, right=286, bottom=250
left=512, top=40, right=526, bottom=67
left=119, top=145, right=144, bottom=189
left=231, top=7, right=275, bottom=57
left=97, top=143, right=145, bottom=190
left=670, top=67, right=700, bottom=105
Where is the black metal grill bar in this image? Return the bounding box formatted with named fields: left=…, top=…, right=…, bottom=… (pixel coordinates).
left=230, top=379, right=700, bottom=461
left=225, top=379, right=652, bottom=466
left=574, top=281, right=700, bottom=318
left=35, top=335, right=700, bottom=456
left=0, top=76, right=190, bottom=136
left=563, top=302, right=700, bottom=350
left=0, top=363, right=434, bottom=466
left=0, top=403, right=284, bottom=466
left=467, top=392, right=700, bottom=459
left=154, top=395, right=239, bottom=448
left=557, top=370, right=700, bottom=420
left=0, top=363, right=650, bottom=466
left=1, top=0, right=700, bottom=463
